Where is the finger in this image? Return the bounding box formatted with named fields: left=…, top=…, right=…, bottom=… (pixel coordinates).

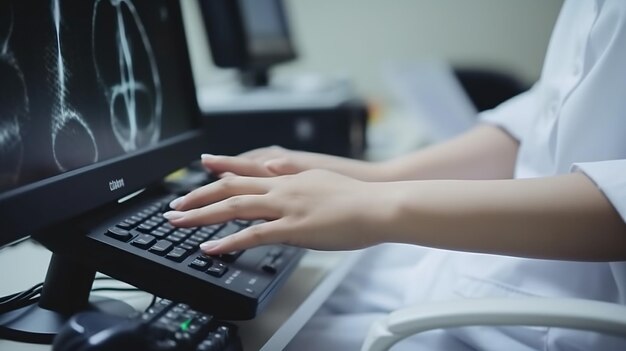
left=201, top=154, right=275, bottom=177
left=171, top=176, right=269, bottom=211
left=199, top=220, right=287, bottom=254
left=165, top=194, right=280, bottom=228
left=264, top=158, right=303, bottom=175
left=239, top=145, right=285, bottom=162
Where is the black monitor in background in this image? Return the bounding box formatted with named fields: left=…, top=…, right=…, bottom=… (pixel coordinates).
left=0, top=0, right=205, bottom=341
left=199, top=0, right=297, bottom=87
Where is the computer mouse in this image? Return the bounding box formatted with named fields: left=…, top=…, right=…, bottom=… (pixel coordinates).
left=52, top=311, right=147, bottom=351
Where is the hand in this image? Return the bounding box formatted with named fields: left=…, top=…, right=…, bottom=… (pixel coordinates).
left=201, top=145, right=380, bottom=180
left=164, top=170, right=395, bottom=254
left=199, top=146, right=323, bottom=178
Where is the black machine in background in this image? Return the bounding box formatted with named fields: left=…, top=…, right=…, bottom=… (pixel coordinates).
left=0, top=0, right=303, bottom=345
left=197, top=0, right=368, bottom=158
left=201, top=100, right=368, bottom=158
left=199, top=0, right=297, bottom=87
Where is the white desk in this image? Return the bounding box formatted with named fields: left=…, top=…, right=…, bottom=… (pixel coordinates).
left=0, top=240, right=362, bottom=350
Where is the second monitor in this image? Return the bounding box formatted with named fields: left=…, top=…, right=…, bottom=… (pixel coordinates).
left=199, top=0, right=297, bottom=87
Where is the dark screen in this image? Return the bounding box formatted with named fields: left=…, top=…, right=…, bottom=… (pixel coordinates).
left=239, top=0, right=292, bottom=58
left=0, top=0, right=193, bottom=194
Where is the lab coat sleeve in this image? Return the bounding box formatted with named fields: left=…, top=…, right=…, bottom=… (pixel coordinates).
left=573, top=160, right=626, bottom=223
left=477, top=84, right=539, bottom=142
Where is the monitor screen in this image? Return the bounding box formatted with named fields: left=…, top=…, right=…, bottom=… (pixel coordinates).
left=0, top=0, right=206, bottom=246
left=199, top=0, right=296, bottom=86
left=239, top=0, right=293, bottom=60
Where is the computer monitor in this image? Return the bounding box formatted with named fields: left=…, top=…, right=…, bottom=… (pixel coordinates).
left=0, top=0, right=206, bottom=341
left=199, top=0, right=297, bottom=87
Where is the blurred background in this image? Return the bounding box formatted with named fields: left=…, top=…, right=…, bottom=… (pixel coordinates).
left=183, top=0, right=562, bottom=100
left=182, top=0, right=564, bottom=158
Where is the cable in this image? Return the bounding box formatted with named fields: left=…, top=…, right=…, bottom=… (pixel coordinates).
left=147, top=294, right=158, bottom=311
left=0, top=296, right=40, bottom=314
left=0, top=279, right=149, bottom=315
left=0, top=282, right=43, bottom=304
left=0, top=282, right=43, bottom=312
left=91, top=287, right=141, bottom=293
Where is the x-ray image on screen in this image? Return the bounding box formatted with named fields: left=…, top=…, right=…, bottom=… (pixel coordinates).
left=0, top=0, right=192, bottom=194
left=92, top=0, right=163, bottom=153
left=50, top=0, right=99, bottom=172
left=0, top=4, right=28, bottom=190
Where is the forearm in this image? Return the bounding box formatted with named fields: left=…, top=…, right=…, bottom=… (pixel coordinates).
left=373, top=124, right=519, bottom=181
left=379, top=172, right=626, bottom=261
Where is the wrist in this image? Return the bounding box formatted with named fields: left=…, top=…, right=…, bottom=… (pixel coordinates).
left=353, top=182, right=407, bottom=246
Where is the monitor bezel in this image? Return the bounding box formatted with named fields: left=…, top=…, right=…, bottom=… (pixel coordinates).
left=200, top=0, right=297, bottom=70
left=0, top=0, right=207, bottom=248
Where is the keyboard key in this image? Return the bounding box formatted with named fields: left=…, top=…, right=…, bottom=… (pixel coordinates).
left=149, top=240, right=173, bottom=255
left=206, top=262, right=228, bottom=277
left=179, top=243, right=194, bottom=251
left=189, top=258, right=210, bottom=271
left=132, top=234, right=157, bottom=249
left=137, top=223, right=155, bottom=233
left=151, top=228, right=170, bottom=238
left=170, top=230, right=187, bottom=239
left=234, top=219, right=251, bottom=227
left=219, top=250, right=243, bottom=262
left=198, top=224, right=221, bottom=236
left=212, top=222, right=240, bottom=240
left=262, top=263, right=277, bottom=274
left=267, top=247, right=284, bottom=258
left=183, top=239, right=201, bottom=247
left=190, top=234, right=206, bottom=242
left=130, top=215, right=144, bottom=222
left=194, top=232, right=210, bottom=241
left=196, top=254, right=212, bottom=262
left=116, top=220, right=134, bottom=230
left=166, top=235, right=184, bottom=243
left=106, top=227, right=133, bottom=241
left=165, top=247, right=189, bottom=262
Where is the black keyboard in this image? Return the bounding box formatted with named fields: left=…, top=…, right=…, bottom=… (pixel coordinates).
left=48, top=191, right=305, bottom=320
left=52, top=298, right=242, bottom=351
left=105, top=194, right=252, bottom=271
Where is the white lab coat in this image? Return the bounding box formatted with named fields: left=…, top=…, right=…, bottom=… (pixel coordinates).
left=286, top=1, right=626, bottom=350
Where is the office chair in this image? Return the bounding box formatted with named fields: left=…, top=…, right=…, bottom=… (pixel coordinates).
left=362, top=70, right=623, bottom=350
left=361, top=297, right=626, bottom=351
left=454, top=68, right=528, bottom=112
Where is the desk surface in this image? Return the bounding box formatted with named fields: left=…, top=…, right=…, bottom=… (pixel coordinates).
left=0, top=240, right=362, bottom=350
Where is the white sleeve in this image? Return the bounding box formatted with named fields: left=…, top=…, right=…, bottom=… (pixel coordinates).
left=478, top=84, right=539, bottom=142
left=573, top=160, right=626, bottom=223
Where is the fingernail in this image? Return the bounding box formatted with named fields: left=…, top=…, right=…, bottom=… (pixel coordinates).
left=163, top=211, right=185, bottom=221
left=201, top=153, right=216, bottom=160
left=169, top=196, right=185, bottom=209
left=200, top=240, right=221, bottom=252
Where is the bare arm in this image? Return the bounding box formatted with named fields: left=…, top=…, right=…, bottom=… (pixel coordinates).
left=381, top=173, right=626, bottom=261
left=200, top=124, right=519, bottom=182
left=166, top=170, right=626, bottom=262
left=378, top=123, right=519, bottom=181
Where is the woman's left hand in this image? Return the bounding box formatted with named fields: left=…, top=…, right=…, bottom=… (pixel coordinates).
left=164, top=169, right=396, bottom=254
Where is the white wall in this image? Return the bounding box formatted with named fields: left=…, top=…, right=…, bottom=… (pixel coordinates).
left=183, top=0, right=563, bottom=101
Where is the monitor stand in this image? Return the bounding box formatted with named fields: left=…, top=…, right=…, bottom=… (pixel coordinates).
left=239, top=67, right=270, bottom=88
left=0, top=252, right=135, bottom=344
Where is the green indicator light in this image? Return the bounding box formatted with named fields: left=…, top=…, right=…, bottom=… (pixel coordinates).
left=180, top=318, right=192, bottom=331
